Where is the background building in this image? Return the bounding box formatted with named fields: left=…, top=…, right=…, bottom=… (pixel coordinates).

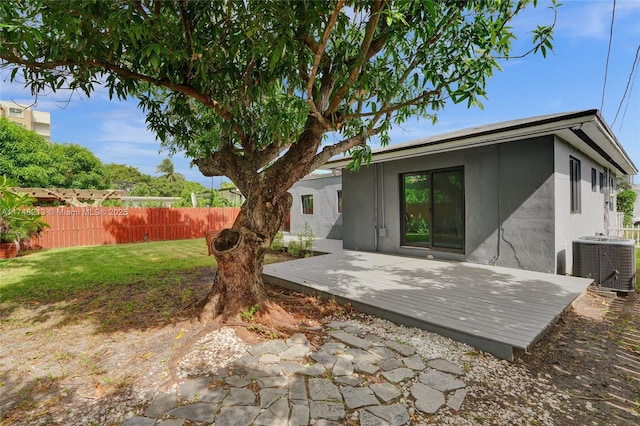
left=0, top=101, right=51, bottom=141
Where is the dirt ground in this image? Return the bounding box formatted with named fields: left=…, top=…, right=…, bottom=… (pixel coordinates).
left=1, top=266, right=638, bottom=425
left=518, top=289, right=640, bottom=425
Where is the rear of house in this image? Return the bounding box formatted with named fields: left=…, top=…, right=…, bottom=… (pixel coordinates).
left=327, top=110, right=637, bottom=275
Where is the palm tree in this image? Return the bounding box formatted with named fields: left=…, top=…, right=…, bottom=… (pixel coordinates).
left=156, top=158, right=183, bottom=182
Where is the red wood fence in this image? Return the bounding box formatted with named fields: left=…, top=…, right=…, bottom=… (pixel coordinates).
left=25, top=207, right=240, bottom=250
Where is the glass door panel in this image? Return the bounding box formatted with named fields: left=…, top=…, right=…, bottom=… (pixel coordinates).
left=403, top=173, right=431, bottom=247
left=432, top=169, right=464, bottom=249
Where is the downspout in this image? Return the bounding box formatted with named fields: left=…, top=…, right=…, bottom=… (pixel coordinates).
left=380, top=163, right=385, bottom=231
left=490, top=144, right=501, bottom=265
left=374, top=163, right=379, bottom=252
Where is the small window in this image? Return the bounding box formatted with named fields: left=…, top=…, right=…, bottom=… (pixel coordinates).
left=337, top=190, right=343, bottom=213
left=599, top=172, right=604, bottom=193
left=8, top=107, right=23, bottom=118
left=570, top=157, right=581, bottom=213
left=591, top=168, right=597, bottom=192
left=301, top=195, right=313, bottom=214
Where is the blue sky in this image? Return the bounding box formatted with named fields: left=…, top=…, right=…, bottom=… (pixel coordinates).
left=1, top=0, right=639, bottom=188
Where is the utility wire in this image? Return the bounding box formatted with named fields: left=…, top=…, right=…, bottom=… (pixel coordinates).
left=612, top=43, right=640, bottom=129
left=600, top=0, right=616, bottom=112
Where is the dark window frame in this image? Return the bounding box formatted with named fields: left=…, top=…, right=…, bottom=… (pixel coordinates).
left=591, top=168, right=597, bottom=192
left=599, top=172, right=604, bottom=194
left=301, top=194, right=313, bottom=215
left=400, top=166, right=465, bottom=253
left=570, top=157, right=581, bottom=213
left=337, top=190, right=343, bottom=214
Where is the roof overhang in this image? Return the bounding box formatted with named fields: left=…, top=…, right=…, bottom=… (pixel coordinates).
left=322, top=110, right=637, bottom=176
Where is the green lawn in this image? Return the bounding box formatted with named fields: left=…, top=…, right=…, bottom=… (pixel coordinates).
left=1, top=239, right=214, bottom=304
left=0, top=239, right=218, bottom=331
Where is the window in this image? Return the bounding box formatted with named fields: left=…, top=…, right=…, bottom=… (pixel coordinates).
left=337, top=190, right=343, bottom=213
left=401, top=167, right=464, bottom=251
left=301, top=195, right=313, bottom=214
left=591, top=168, right=597, bottom=192
left=8, top=107, right=23, bottom=118
left=599, top=172, right=604, bottom=193
left=570, top=157, right=581, bottom=213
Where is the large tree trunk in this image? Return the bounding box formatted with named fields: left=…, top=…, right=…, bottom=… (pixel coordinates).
left=199, top=191, right=292, bottom=322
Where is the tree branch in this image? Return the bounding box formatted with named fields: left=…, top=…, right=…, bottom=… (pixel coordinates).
left=306, top=0, right=344, bottom=129
left=0, top=52, right=231, bottom=120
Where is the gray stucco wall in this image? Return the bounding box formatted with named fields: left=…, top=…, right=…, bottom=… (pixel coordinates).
left=343, top=136, right=557, bottom=273
left=288, top=174, right=342, bottom=239
left=553, top=137, right=611, bottom=275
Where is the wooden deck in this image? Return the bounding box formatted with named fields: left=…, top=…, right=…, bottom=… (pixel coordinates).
left=263, top=245, right=592, bottom=360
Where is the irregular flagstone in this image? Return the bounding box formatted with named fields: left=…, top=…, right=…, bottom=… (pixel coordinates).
left=309, top=400, right=346, bottom=421
left=340, top=386, right=380, bottom=409
left=222, top=387, right=256, bottom=406
left=245, top=364, right=284, bottom=378
left=214, top=406, right=260, bottom=426
left=198, top=387, right=226, bottom=403
left=385, top=341, right=416, bottom=357
left=280, top=343, right=310, bottom=360
left=411, top=383, right=445, bottom=414
left=309, top=378, right=342, bottom=401
left=344, top=326, right=365, bottom=335
left=290, top=404, right=310, bottom=426
left=258, top=353, right=280, bottom=364
left=155, top=419, right=184, bottom=426
left=369, top=382, right=401, bottom=403
left=447, top=387, right=468, bottom=411
left=279, top=361, right=306, bottom=375
left=257, top=375, right=289, bottom=388
left=344, top=348, right=380, bottom=364
left=381, top=367, right=415, bottom=383
left=301, top=363, right=326, bottom=376
left=286, top=333, right=310, bottom=347
left=378, top=358, right=403, bottom=371
left=247, top=340, right=289, bottom=357
left=368, top=346, right=397, bottom=360
left=289, top=375, right=308, bottom=404
left=427, top=358, right=466, bottom=376
left=259, top=387, right=287, bottom=408
left=228, top=353, right=258, bottom=367
left=178, top=377, right=211, bottom=400
left=355, top=361, right=379, bottom=375
left=320, top=341, right=347, bottom=354
left=144, top=393, right=178, bottom=417
left=326, top=321, right=350, bottom=329
left=167, top=403, right=218, bottom=423
left=359, top=410, right=392, bottom=426
left=122, top=417, right=156, bottom=426
left=329, top=330, right=372, bottom=350
left=363, top=334, right=385, bottom=344
left=224, top=376, right=252, bottom=388
left=311, top=350, right=338, bottom=368
left=333, top=356, right=354, bottom=376
left=254, top=398, right=289, bottom=426
left=334, top=375, right=365, bottom=386
left=361, top=404, right=410, bottom=426
left=403, top=355, right=426, bottom=371
left=419, top=370, right=465, bottom=392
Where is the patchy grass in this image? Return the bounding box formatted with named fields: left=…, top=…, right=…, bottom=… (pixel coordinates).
left=0, top=239, right=289, bottom=332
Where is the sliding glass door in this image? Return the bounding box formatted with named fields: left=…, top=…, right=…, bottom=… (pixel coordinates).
left=402, top=167, right=464, bottom=251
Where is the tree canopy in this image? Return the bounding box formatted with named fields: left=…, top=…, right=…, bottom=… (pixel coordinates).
left=0, top=0, right=558, bottom=320
left=0, top=117, right=110, bottom=189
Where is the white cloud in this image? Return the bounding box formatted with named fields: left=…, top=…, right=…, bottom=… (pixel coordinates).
left=556, top=0, right=640, bottom=39
left=96, top=117, right=158, bottom=144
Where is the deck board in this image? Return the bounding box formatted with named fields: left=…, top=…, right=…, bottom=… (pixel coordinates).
left=264, top=246, right=592, bottom=360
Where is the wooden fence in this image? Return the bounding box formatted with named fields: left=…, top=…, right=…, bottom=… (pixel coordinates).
left=608, top=226, right=640, bottom=248
left=26, top=207, right=240, bottom=250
